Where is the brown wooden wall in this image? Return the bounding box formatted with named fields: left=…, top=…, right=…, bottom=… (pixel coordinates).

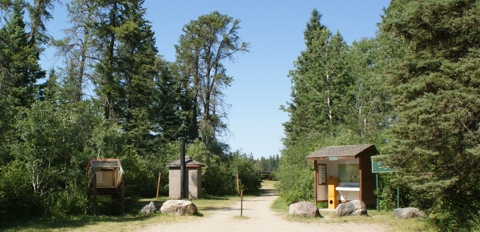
left=359, top=146, right=377, bottom=207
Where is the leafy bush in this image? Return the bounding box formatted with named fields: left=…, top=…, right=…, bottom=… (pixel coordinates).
left=187, top=140, right=236, bottom=196
left=231, top=152, right=261, bottom=194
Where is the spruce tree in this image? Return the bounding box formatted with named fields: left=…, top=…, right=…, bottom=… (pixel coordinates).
left=95, top=0, right=158, bottom=155
left=382, top=0, right=480, bottom=228
left=0, top=0, right=45, bottom=108
left=0, top=0, right=45, bottom=163
left=278, top=9, right=359, bottom=204
left=117, top=0, right=157, bottom=155
left=282, top=9, right=354, bottom=145
left=151, top=60, right=184, bottom=143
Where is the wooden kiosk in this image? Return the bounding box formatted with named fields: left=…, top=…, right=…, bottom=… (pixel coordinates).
left=87, top=158, right=125, bottom=215
left=306, top=144, right=378, bottom=209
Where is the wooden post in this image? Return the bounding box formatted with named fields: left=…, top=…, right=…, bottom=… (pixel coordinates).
left=236, top=173, right=240, bottom=196
left=121, top=173, right=125, bottom=216
left=240, top=190, right=244, bottom=216
left=156, top=172, right=161, bottom=198
left=180, top=140, right=186, bottom=199
left=93, top=172, right=97, bottom=216
left=313, top=160, right=317, bottom=205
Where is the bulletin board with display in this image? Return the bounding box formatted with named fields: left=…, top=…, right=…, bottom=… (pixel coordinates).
left=317, top=164, right=327, bottom=185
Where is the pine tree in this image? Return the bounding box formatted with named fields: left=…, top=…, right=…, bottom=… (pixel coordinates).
left=382, top=0, right=480, bottom=228
left=175, top=11, right=249, bottom=143
left=52, top=0, right=99, bottom=102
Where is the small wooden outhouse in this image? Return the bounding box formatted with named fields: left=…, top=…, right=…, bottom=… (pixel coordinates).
left=306, top=144, right=378, bottom=209
left=166, top=156, right=204, bottom=199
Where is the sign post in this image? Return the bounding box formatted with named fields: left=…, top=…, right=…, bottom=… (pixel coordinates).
left=371, top=157, right=396, bottom=211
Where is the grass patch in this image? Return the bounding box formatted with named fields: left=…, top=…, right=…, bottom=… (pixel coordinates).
left=2, top=182, right=273, bottom=231
left=233, top=215, right=250, bottom=220
left=270, top=197, right=435, bottom=232
left=1, top=213, right=184, bottom=232
left=260, top=180, right=278, bottom=190
left=1, top=195, right=241, bottom=232
left=271, top=196, right=289, bottom=213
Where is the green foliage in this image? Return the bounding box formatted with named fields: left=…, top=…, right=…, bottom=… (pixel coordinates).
left=0, top=99, right=129, bottom=220
left=51, top=0, right=99, bottom=102
left=382, top=0, right=480, bottom=230
left=282, top=9, right=355, bottom=143
left=231, top=152, right=261, bottom=194
left=0, top=0, right=45, bottom=108
left=175, top=11, right=249, bottom=142
left=151, top=60, right=186, bottom=143
left=277, top=131, right=363, bottom=205
left=0, top=0, right=260, bottom=225
left=187, top=140, right=236, bottom=196
left=278, top=8, right=387, bottom=205
left=0, top=159, right=42, bottom=224
left=254, top=155, right=280, bottom=172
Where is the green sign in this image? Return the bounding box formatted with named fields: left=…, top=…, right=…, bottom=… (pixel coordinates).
left=371, top=157, right=395, bottom=173
left=328, top=156, right=339, bottom=161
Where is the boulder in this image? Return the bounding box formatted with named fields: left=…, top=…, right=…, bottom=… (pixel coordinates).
left=392, top=207, right=426, bottom=219
left=288, top=201, right=318, bottom=217
left=335, top=200, right=367, bottom=216
left=140, top=201, right=156, bottom=214
left=160, top=200, right=197, bottom=215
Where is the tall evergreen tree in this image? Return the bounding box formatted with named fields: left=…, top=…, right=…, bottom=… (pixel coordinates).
left=52, top=0, right=99, bottom=102
left=116, top=0, right=158, bottom=155
left=282, top=9, right=354, bottom=145
left=0, top=0, right=45, bottom=164
left=175, top=11, right=249, bottom=143
left=0, top=0, right=45, bottom=108
left=94, top=0, right=158, bottom=155
left=382, top=0, right=480, bottom=229
left=94, top=0, right=121, bottom=120
left=151, top=60, right=185, bottom=143
left=278, top=9, right=361, bottom=204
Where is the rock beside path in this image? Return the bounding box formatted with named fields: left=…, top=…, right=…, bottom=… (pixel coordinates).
left=336, top=200, right=367, bottom=216
left=288, top=201, right=318, bottom=217
left=140, top=202, right=156, bottom=214
left=161, top=200, right=197, bottom=215
left=393, top=207, right=425, bottom=219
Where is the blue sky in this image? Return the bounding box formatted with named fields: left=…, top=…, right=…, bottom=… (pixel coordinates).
left=42, top=0, right=391, bottom=159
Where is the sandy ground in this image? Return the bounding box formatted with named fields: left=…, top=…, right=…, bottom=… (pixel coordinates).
left=140, top=191, right=388, bottom=232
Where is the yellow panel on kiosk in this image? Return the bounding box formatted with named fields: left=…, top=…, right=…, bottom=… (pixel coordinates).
left=327, top=176, right=339, bottom=209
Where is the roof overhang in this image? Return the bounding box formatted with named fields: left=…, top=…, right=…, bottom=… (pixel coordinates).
left=306, top=144, right=378, bottom=161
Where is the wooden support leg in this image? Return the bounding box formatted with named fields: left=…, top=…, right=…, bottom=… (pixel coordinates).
left=93, top=173, right=97, bottom=216
left=121, top=174, right=125, bottom=216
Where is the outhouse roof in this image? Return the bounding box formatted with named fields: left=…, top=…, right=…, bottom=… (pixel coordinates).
left=166, top=156, right=204, bottom=168
left=305, top=144, right=378, bottom=160
left=87, top=158, right=124, bottom=174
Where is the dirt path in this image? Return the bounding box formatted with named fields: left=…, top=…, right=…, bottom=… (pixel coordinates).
left=140, top=191, right=388, bottom=232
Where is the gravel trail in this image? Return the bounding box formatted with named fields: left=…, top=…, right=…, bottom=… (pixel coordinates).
left=140, top=190, right=388, bottom=232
